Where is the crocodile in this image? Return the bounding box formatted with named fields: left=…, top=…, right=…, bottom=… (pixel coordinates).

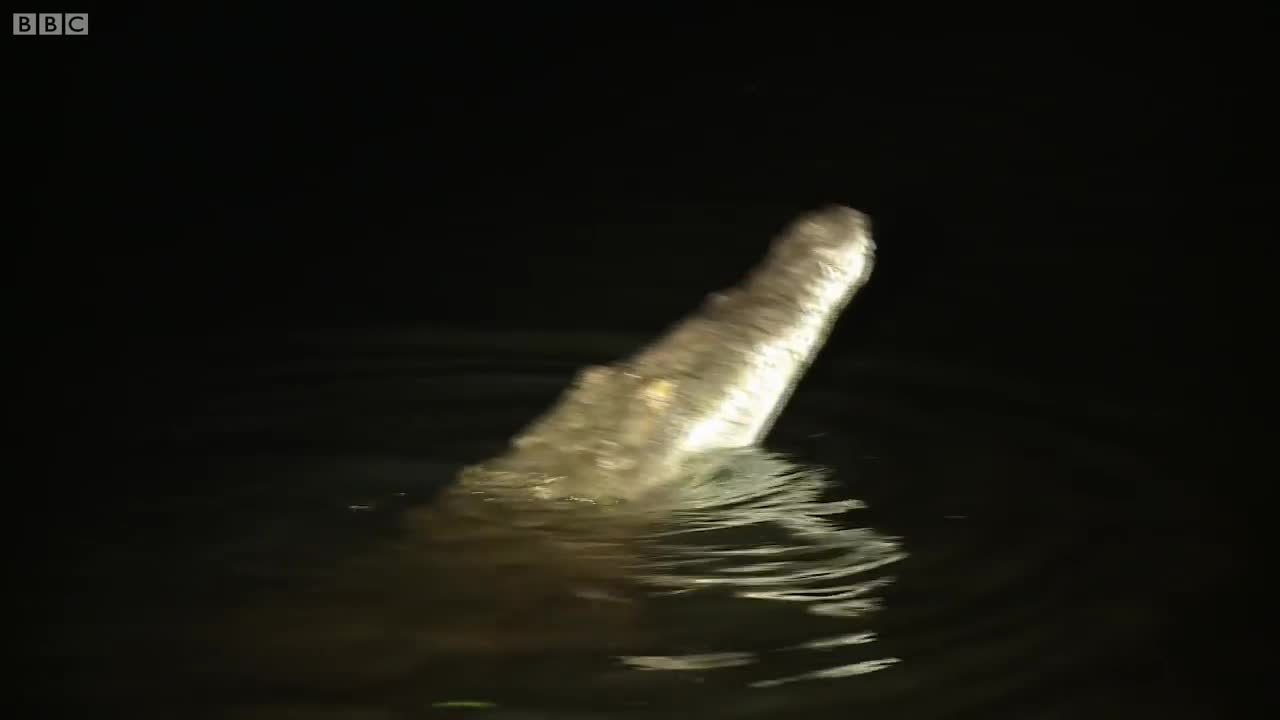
left=458, top=205, right=877, bottom=504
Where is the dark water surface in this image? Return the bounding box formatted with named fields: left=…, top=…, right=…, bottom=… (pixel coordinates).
left=16, top=9, right=1254, bottom=716
left=30, top=329, right=1232, bottom=718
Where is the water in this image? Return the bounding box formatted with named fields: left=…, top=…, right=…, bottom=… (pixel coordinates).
left=33, top=329, right=1225, bottom=718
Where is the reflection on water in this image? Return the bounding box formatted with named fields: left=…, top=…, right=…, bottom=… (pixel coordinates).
left=447, top=447, right=907, bottom=690
left=36, top=330, right=1222, bottom=718
left=197, top=447, right=905, bottom=708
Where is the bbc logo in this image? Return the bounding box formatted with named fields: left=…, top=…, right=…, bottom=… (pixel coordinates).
left=13, top=13, right=88, bottom=35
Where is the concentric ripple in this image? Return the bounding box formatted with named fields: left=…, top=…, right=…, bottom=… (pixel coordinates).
left=39, top=329, right=1216, bottom=719
left=442, top=445, right=908, bottom=693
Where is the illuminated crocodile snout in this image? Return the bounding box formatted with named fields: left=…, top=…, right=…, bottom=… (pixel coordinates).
left=460, top=206, right=876, bottom=504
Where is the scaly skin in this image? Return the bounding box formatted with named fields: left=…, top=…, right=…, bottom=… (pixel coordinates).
left=459, top=206, right=876, bottom=504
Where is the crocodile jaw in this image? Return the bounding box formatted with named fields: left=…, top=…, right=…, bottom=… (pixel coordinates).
left=462, top=206, right=876, bottom=504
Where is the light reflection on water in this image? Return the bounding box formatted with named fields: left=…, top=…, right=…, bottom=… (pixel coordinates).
left=447, top=447, right=907, bottom=691
left=37, top=330, right=1219, bottom=718
left=123, top=442, right=907, bottom=718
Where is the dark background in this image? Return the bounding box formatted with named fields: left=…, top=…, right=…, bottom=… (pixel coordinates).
left=16, top=11, right=1258, bottom=502
left=13, top=7, right=1264, bottom=714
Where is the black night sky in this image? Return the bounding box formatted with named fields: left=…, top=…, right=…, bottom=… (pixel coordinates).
left=14, top=8, right=1264, bottom=717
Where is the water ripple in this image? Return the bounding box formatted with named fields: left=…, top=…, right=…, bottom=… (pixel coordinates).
left=42, top=330, right=1213, bottom=718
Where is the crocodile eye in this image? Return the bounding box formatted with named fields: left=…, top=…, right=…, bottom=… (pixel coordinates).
left=643, top=378, right=677, bottom=406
